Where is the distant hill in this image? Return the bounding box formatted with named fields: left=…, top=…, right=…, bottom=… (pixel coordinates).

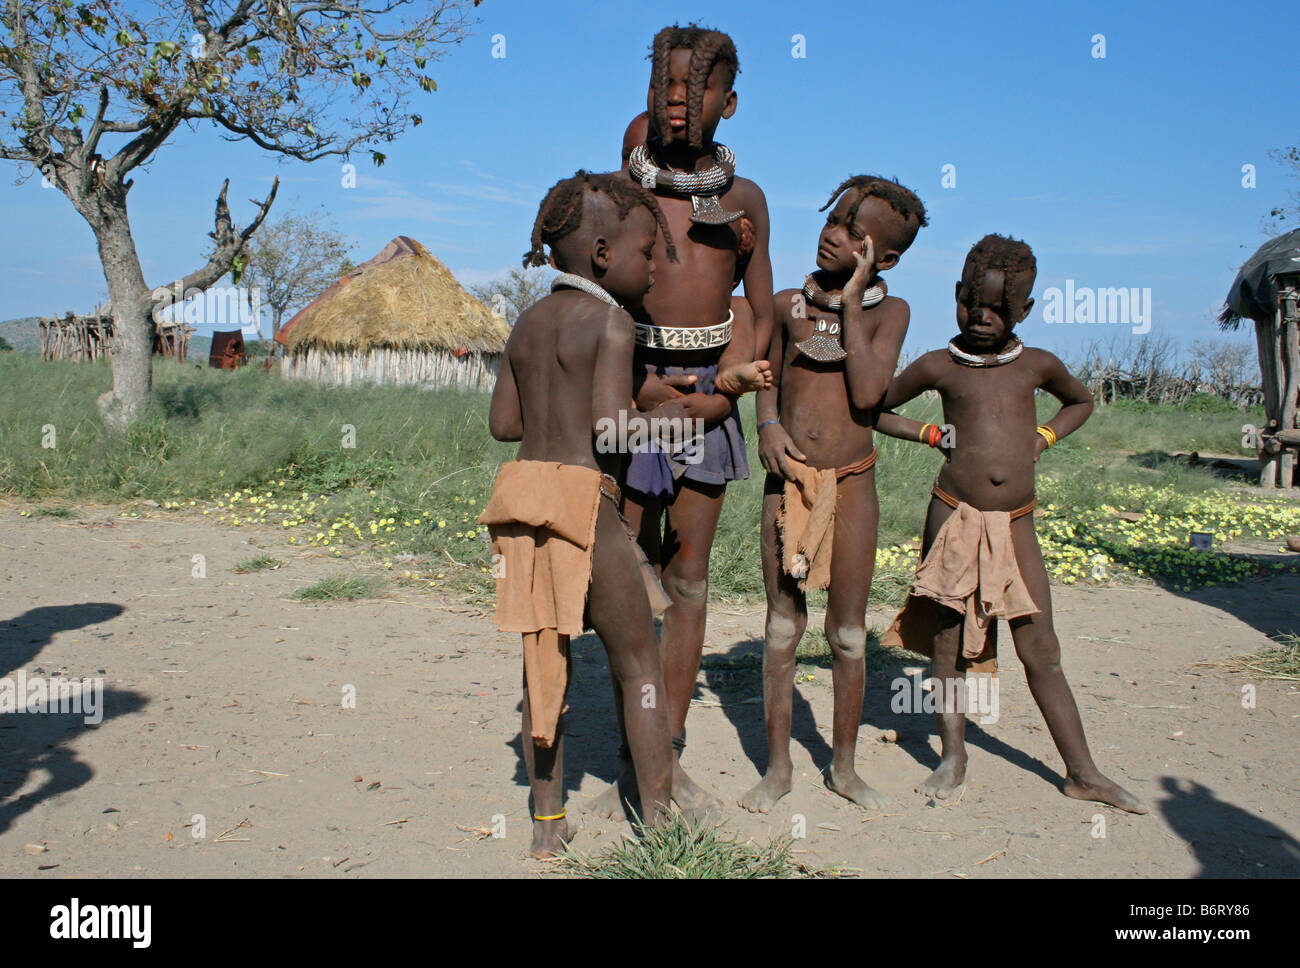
left=0, top=317, right=42, bottom=353
left=188, top=334, right=211, bottom=363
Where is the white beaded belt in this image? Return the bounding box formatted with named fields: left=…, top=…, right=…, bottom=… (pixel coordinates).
left=634, top=310, right=734, bottom=351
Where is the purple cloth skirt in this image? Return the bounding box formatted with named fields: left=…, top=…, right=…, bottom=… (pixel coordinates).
left=624, top=362, right=750, bottom=498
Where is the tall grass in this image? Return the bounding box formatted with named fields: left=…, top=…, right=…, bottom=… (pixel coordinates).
left=0, top=353, right=1290, bottom=604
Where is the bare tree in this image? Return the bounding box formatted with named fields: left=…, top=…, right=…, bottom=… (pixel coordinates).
left=470, top=266, right=553, bottom=327
left=239, top=203, right=352, bottom=354
left=1266, top=144, right=1299, bottom=230
left=0, top=0, right=478, bottom=430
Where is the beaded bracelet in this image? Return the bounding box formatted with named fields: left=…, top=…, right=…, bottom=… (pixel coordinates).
left=918, top=423, right=943, bottom=447
left=1036, top=425, right=1058, bottom=447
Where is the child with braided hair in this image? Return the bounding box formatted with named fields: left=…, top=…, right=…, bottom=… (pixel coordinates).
left=481, top=171, right=693, bottom=857
left=589, top=24, right=773, bottom=820
left=741, top=174, right=926, bottom=813
left=873, top=234, right=1147, bottom=814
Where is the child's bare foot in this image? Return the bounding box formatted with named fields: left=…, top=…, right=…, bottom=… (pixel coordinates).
left=1065, top=772, right=1148, bottom=814
left=738, top=767, right=792, bottom=813
left=916, top=753, right=966, bottom=800
left=672, top=760, right=724, bottom=820
left=827, top=765, right=888, bottom=810
left=716, top=360, right=772, bottom=395
left=586, top=763, right=636, bottom=822
left=530, top=817, right=576, bottom=859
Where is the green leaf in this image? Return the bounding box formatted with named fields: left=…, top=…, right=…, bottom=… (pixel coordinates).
left=370, top=151, right=386, bottom=167
left=231, top=254, right=247, bottom=285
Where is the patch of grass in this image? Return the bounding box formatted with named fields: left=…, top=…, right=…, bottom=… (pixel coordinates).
left=1215, top=633, right=1300, bottom=681
left=555, top=812, right=840, bottom=879
left=2, top=352, right=1293, bottom=603
left=26, top=505, right=79, bottom=518
left=292, top=574, right=387, bottom=602
left=235, top=555, right=282, bottom=573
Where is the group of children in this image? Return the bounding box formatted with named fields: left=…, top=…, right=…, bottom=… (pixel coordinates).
left=480, top=24, right=1147, bottom=859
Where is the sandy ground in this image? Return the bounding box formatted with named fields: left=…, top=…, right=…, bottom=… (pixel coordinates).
left=1, top=500, right=1297, bottom=879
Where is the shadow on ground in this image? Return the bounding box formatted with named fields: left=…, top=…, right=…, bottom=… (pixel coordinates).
left=1158, top=776, right=1300, bottom=878
left=0, top=603, right=147, bottom=837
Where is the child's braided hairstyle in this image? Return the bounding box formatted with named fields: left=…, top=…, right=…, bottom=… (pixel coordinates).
left=649, top=25, right=740, bottom=150
left=820, top=175, right=929, bottom=252
left=523, top=170, right=677, bottom=269
left=965, top=234, right=1037, bottom=312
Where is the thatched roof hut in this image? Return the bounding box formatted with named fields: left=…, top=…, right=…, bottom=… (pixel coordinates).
left=275, top=236, right=509, bottom=391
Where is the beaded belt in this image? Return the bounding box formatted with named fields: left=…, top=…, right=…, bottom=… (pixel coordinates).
left=634, top=310, right=733, bottom=351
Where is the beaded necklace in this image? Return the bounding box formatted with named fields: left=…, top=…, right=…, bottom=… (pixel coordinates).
left=627, top=141, right=744, bottom=225
left=947, top=336, right=1024, bottom=367
left=551, top=273, right=621, bottom=309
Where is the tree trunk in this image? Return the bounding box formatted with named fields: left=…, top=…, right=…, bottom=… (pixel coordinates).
left=85, top=190, right=154, bottom=433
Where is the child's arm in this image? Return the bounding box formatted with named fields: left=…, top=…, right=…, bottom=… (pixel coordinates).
left=591, top=307, right=638, bottom=434
left=739, top=183, right=776, bottom=366
left=488, top=349, right=523, bottom=442
left=841, top=236, right=909, bottom=411
left=755, top=295, right=808, bottom=481
left=1034, top=352, right=1094, bottom=461
left=635, top=370, right=697, bottom=410
left=872, top=355, right=941, bottom=441
left=874, top=409, right=926, bottom=442
left=715, top=299, right=772, bottom=395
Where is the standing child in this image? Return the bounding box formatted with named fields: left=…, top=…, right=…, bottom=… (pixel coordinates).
left=875, top=234, right=1147, bottom=813
left=481, top=171, right=685, bottom=858
left=741, top=176, right=927, bottom=812
left=592, top=24, right=774, bottom=819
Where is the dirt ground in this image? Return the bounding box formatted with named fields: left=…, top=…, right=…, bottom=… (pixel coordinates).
left=1, top=500, right=1297, bottom=879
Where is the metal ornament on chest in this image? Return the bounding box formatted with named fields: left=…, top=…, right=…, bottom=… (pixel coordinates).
left=794, top=274, right=887, bottom=363
left=795, top=314, right=848, bottom=363
left=629, top=142, right=744, bottom=226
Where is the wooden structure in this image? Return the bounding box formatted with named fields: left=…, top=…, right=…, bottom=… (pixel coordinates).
left=39, top=311, right=191, bottom=362
left=275, top=236, right=509, bottom=391
left=209, top=330, right=248, bottom=369
left=1221, top=229, right=1300, bottom=488
left=1257, top=273, right=1300, bottom=487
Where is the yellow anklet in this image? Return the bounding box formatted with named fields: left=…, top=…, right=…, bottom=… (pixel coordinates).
left=533, top=810, right=566, bottom=822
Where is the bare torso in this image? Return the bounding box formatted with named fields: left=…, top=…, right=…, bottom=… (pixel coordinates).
left=774, top=288, right=889, bottom=469
left=507, top=291, right=626, bottom=479
left=929, top=348, right=1052, bottom=511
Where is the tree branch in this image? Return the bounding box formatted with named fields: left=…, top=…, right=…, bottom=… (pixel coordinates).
left=150, top=176, right=280, bottom=306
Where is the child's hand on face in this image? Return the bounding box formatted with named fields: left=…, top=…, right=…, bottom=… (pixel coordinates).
left=716, top=360, right=772, bottom=395
left=635, top=372, right=696, bottom=411
left=841, top=235, right=876, bottom=301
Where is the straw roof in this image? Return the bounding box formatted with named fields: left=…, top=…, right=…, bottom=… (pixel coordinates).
left=279, top=236, right=509, bottom=354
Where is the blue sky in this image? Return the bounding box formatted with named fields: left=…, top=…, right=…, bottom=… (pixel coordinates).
left=1, top=0, right=1294, bottom=361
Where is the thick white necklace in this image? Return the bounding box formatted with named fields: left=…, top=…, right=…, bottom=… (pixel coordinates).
left=803, top=273, right=885, bottom=310
left=628, top=142, right=736, bottom=194
left=627, top=142, right=743, bottom=225
left=551, top=273, right=621, bottom=309
left=947, top=336, right=1024, bottom=367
